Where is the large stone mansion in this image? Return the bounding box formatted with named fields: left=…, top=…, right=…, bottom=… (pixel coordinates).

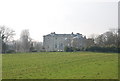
left=43, top=32, right=94, bottom=52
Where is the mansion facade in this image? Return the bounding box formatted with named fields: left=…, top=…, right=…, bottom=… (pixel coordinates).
left=43, top=32, right=94, bottom=52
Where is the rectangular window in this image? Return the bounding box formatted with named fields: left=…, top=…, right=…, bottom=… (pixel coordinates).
left=55, top=44, right=57, bottom=48
left=61, top=43, right=63, bottom=47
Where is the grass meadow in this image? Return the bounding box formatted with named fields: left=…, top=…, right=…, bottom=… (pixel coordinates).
left=2, top=52, right=118, bottom=79
left=0, top=54, right=2, bottom=80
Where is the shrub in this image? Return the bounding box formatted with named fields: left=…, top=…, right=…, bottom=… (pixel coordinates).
left=86, top=46, right=119, bottom=53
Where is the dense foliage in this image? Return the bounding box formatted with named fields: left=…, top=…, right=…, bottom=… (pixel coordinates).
left=86, top=46, right=119, bottom=53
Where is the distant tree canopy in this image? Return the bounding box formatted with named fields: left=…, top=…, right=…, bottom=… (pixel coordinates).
left=0, top=26, right=15, bottom=42
left=0, top=26, right=15, bottom=53
left=1, top=25, right=119, bottom=53
left=64, top=28, right=119, bottom=53
left=20, top=29, right=32, bottom=52
left=87, top=28, right=120, bottom=53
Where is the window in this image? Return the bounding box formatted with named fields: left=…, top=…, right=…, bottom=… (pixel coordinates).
left=55, top=44, right=57, bottom=48
left=61, top=43, right=63, bottom=47
left=48, top=45, right=49, bottom=48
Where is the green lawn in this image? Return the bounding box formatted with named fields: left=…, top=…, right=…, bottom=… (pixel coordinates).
left=2, top=52, right=118, bottom=79
left=0, top=54, right=2, bottom=80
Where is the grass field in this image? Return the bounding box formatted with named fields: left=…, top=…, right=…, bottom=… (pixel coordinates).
left=0, top=54, right=2, bottom=80
left=2, top=52, right=118, bottom=79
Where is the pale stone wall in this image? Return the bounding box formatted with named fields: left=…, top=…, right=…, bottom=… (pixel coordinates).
left=43, top=32, right=87, bottom=51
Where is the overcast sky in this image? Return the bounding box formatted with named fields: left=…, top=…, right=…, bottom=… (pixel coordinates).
left=0, top=0, right=118, bottom=42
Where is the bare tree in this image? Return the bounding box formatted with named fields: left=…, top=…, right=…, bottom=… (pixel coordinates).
left=10, top=39, right=24, bottom=53
left=103, top=31, right=117, bottom=46
left=34, top=42, right=43, bottom=52
left=95, top=34, right=105, bottom=46
left=95, top=28, right=118, bottom=47
left=0, top=26, right=15, bottom=42
left=0, top=26, right=15, bottom=53
left=20, top=29, right=31, bottom=52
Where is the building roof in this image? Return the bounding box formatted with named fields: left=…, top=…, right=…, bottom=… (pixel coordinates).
left=43, top=32, right=85, bottom=37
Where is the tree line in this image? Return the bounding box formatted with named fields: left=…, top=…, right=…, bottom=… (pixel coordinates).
left=64, top=28, right=120, bottom=53
left=0, top=25, right=120, bottom=53
left=0, top=26, right=44, bottom=53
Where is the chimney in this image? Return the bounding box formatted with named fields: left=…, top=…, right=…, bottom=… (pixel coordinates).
left=71, top=32, right=73, bottom=34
